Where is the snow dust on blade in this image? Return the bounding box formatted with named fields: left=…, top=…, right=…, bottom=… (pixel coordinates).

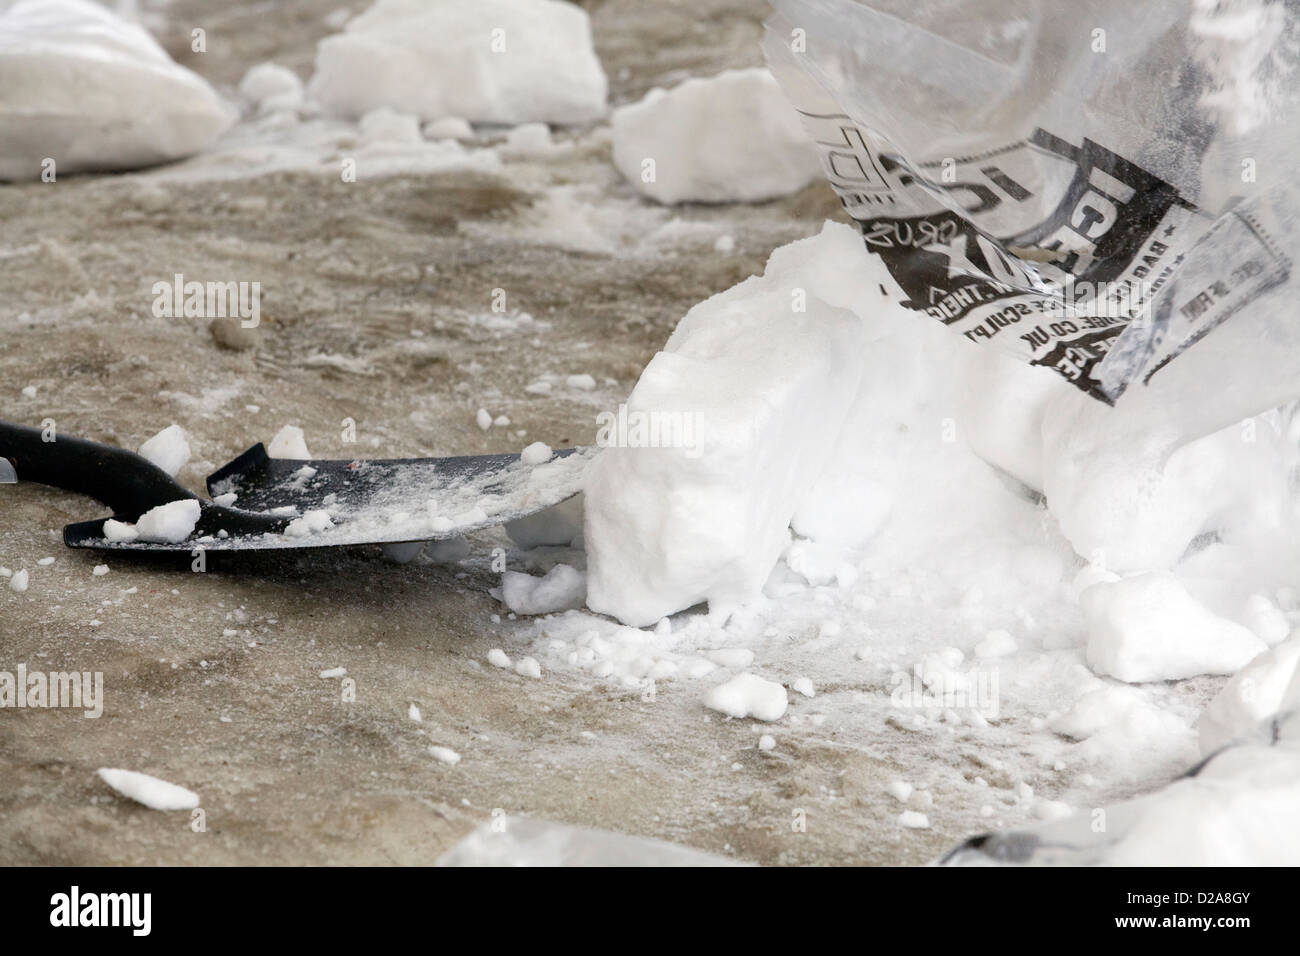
left=307, top=0, right=607, bottom=125
left=764, top=0, right=1300, bottom=426
left=0, top=0, right=234, bottom=181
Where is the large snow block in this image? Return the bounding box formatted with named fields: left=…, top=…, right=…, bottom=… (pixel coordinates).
left=584, top=286, right=865, bottom=627
left=308, top=0, right=607, bottom=125
left=611, top=68, right=821, bottom=204
left=0, top=0, right=234, bottom=181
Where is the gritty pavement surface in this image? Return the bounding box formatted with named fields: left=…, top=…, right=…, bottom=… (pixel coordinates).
left=0, top=0, right=1182, bottom=866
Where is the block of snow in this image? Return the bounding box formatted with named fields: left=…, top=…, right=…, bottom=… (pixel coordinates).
left=308, top=0, right=607, bottom=125
left=8, top=568, right=28, bottom=593
left=96, top=768, right=199, bottom=811
left=0, top=0, right=235, bottom=181
left=500, top=564, right=586, bottom=615
left=138, top=424, right=190, bottom=478
left=611, top=69, right=820, bottom=204
left=134, top=499, right=201, bottom=544
left=703, top=673, right=788, bottom=721
left=429, top=745, right=461, bottom=765
left=487, top=648, right=512, bottom=668
left=268, top=425, right=312, bottom=460
left=520, top=441, right=553, bottom=466
left=1082, top=571, right=1268, bottom=682
left=285, top=509, right=333, bottom=537
left=898, top=810, right=930, bottom=829
left=584, top=231, right=868, bottom=626
left=1199, top=635, right=1300, bottom=755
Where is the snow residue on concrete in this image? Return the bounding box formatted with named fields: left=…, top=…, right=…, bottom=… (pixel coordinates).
left=96, top=768, right=199, bottom=811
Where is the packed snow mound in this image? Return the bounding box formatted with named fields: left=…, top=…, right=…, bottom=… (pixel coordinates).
left=308, top=0, right=607, bottom=125
left=611, top=68, right=821, bottom=204
left=0, top=0, right=235, bottom=181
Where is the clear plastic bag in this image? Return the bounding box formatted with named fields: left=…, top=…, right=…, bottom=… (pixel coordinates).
left=766, top=0, right=1300, bottom=439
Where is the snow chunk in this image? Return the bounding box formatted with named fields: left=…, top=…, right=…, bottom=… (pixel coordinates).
left=611, top=69, right=820, bottom=204
left=8, top=569, right=28, bottom=593
left=514, top=656, right=542, bottom=679
left=475, top=408, right=493, bottom=430
left=308, top=0, right=607, bottom=125
left=135, top=499, right=201, bottom=544
left=319, top=667, right=346, bottom=678
left=1199, top=635, right=1300, bottom=754
left=429, top=745, right=461, bottom=765
left=501, top=564, right=586, bottom=615
left=898, top=811, right=930, bottom=829
left=238, top=62, right=304, bottom=114
left=487, top=648, right=512, bottom=669
left=285, top=509, right=333, bottom=537
left=96, top=768, right=199, bottom=811
left=408, top=703, right=422, bottom=722
left=520, top=441, right=553, bottom=466
left=1083, top=572, right=1268, bottom=682
left=703, top=673, right=788, bottom=721
left=423, top=116, right=473, bottom=140
left=268, top=425, right=312, bottom=460
left=138, top=424, right=191, bottom=478
left=0, top=0, right=235, bottom=181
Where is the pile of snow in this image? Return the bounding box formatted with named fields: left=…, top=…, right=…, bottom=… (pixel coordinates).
left=96, top=768, right=199, bottom=811
left=0, top=0, right=235, bottom=181
left=308, top=0, right=607, bottom=125
left=611, top=69, right=821, bottom=204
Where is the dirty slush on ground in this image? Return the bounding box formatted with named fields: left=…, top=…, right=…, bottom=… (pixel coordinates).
left=0, top=0, right=970, bottom=865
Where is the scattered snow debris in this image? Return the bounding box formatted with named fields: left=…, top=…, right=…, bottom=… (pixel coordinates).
left=429, top=745, right=461, bottom=765
left=0, top=568, right=10, bottom=577
left=514, top=656, right=542, bottom=678
left=0, top=0, right=235, bottom=181
left=36, top=557, right=54, bottom=566
left=20, top=385, right=36, bottom=398
left=714, top=234, right=735, bottom=254
left=238, top=62, right=304, bottom=114
left=92, top=565, right=109, bottom=576
left=487, top=648, right=512, bottom=669
left=134, top=499, right=201, bottom=544
left=308, top=0, right=608, bottom=125
left=703, top=673, right=787, bottom=721
left=520, top=441, right=553, bottom=465
left=974, top=630, right=1017, bottom=659
left=423, top=116, right=473, bottom=140
left=138, top=424, right=191, bottom=478
left=267, top=425, right=312, bottom=460
left=96, top=768, right=199, bottom=811
left=500, top=564, right=586, bottom=615
left=8, top=569, right=28, bottom=593
left=898, top=811, right=930, bottom=829
left=408, top=703, right=422, bottom=722
left=564, top=373, right=596, bottom=390
left=1083, top=572, right=1267, bottom=682
left=493, top=415, right=511, bottom=427
left=212, top=493, right=238, bottom=508
left=757, top=734, right=776, bottom=751
left=319, top=667, right=346, bottom=678
left=285, top=509, right=334, bottom=538
left=611, top=68, right=820, bottom=204
left=524, top=380, right=552, bottom=395
left=887, top=780, right=914, bottom=803
left=475, top=408, right=493, bottom=430
left=792, top=677, right=815, bottom=698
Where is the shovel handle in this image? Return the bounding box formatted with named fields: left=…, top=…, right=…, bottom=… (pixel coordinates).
left=0, top=420, right=197, bottom=517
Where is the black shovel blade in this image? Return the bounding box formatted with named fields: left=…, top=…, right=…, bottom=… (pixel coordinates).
left=63, top=445, right=593, bottom=554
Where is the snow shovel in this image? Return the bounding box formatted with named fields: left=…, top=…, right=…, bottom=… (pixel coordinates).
left=0, top=421, right=590, bottom=554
